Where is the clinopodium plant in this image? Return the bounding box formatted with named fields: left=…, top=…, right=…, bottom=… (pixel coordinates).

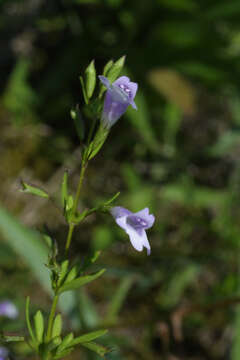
left=3, top=57, right=155, bottom=359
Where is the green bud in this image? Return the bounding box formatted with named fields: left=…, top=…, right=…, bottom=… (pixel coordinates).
left=85, top=60, right=96, bottom=99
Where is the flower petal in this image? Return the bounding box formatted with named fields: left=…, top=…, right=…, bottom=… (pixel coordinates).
left=141, top=231, right=151, bottom=255
left=113, top=76, right=130, bottom=86
left=111, top=206, right=132, bottom=219
left=99, top=75, right=110, bottom=89
left=134, top=208, right=155, bottom=229
left=124, top=225, right=144, bottom=252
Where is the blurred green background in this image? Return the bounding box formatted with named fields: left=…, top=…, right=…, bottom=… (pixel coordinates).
left=2, top=0, right=240, bottom=359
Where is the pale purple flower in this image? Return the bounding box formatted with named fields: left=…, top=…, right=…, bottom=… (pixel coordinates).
left=0, top=346, right=8, bottom=360
left=111, top=207, right=155, bottom=255
left=99, top=75, right=138, bottom=128
left=0, top=301, right=18, bottom=319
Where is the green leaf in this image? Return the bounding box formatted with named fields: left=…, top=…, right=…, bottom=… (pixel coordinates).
left=68, top=329, right=108, bottom=346
left=56, top=333, right=74, bottom=354
left=58, top=269, right=106, bottom=294
left=57, top=260, right=69, bottom=286
left=103, top=59, right=114, bottom=77
left=81, top=341, right=110, bottom=357
left=80, top=250, right=101, bottom=273
left=52, top=314, right=62, bottom=338
left=64, top=266, right=78, bottom=283
left=0, top=205, right=78, bottom=326
left=0, top=334, right=24, bottom=343
left=79, top=76, right=88, bottom=104
left=107, top=55, right=126, bottom=83
left=61, top=171, right=68, bottom=208
left=20, top=181, right=49, bottom=199
left=126, top=89, right=158, bottom=151
left=25, top=297, right=36, bottom=344
left=34, top=310, right=44, bottom=343
left=85, top=60, right=96, bottom=99
left=70, top=105, right=85, bottom=141
left=88, top=124, right=109, bottom=160
left=54, top=347, right=74, bottom=359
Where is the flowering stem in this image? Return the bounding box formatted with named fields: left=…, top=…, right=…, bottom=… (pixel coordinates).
left=65, top=160, right=87, bottom=252
left=46, top=294, right=59, bottom=343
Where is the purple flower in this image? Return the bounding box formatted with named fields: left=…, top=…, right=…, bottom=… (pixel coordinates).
left=111, top=207, right=155, bottom=255
left=0, top=347, right=8, bottom=360
left=99, top=75, right=138, bottom=128
left=0, top=301, right=18, bottom=319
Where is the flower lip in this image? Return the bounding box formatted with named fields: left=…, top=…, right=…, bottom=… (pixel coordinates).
left=111, top=206, right=154, bottom=255
left=126, top=215, right=148, bottom=229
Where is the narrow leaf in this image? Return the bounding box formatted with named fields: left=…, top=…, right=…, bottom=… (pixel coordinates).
left=21, top=181, right=49, bottom=198
left=61, top=171, right=68, bottom=208
left=106, top=277, right=134, bottom=322
left=54, top=348, right=74, bottom=359
left=58, top=269, right=105, bottom=294
left=80, top=76, right=88, bottom=104
left=56, top=333, right=74, bottom=354
left=81, top=341, right=110, bottom=357
left=71, top=105, right=85, bottom=141
left=34, top=310, right=44, bottom=343
left=0, top=334, right=24, bottom=343
left=25, top=297, right=36, bottom=344
left=85, top=60, right=96, bottom=99
left=68, top=329, right=107, bottom=346
left=52, top=314, right=62, bottom=338
left=64, top=266, right=78, bottom=283
left=107, top=55, right=126, bottom=83
left=103, top=59, right=114, bottom=77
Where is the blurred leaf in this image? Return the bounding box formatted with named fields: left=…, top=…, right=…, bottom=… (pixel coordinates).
left=0, top=205, right=51, bottom=293
left=148, top=68, right=197, bottom=115
left=160, top=264, right=200, bottom=308
left=126, top=88, right=158, bottom=151
left=77, top=289, right=100, bottom=328
left=0, top=334, right=24, bottom=343
left=177, top=62, right=226, bottom=83
left=81, top=341, right=110, bottom=357
left=207, top=1, right=240, bottom=19
left=92, top=226, right=113, bottom=251
left=3, top=57, right=37, bottom=123
left=158, top=0, right=197, bottom=11
left=106, top=277, right=134, bottom=322
left=61, top=170, right=68, bottom=208
left=20, top=181, right=49, bottom=199
left=209, top=131, right=240, bottom=156
left=70, top=105, right=85, bottom=141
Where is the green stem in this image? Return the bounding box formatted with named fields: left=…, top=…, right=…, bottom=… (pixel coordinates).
left=46, top=294, right=59, bottom=343
left=65, top=160, right=87, bottom=252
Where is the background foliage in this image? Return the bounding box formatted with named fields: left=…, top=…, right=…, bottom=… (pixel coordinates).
left=1, top=0, right=240, bottom=359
